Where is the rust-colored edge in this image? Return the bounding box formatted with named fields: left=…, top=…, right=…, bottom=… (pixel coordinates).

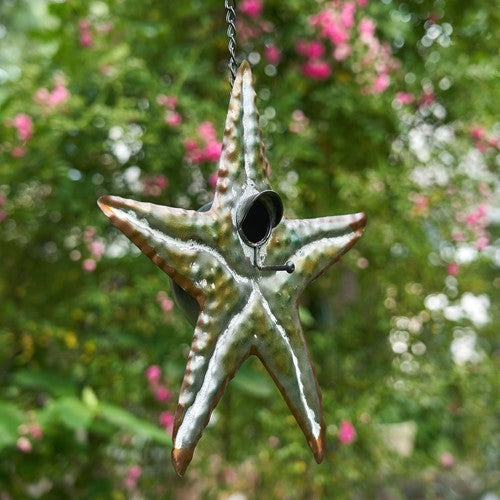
left=302, top=212, right=367, bottom=289
left=250, top=343, right=326, bottom=464
left=171, top=351, right=252, bottom=476
left=97, top=196, right=206, bottom=309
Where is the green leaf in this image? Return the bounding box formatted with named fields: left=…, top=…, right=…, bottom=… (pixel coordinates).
left=12, top=370, right=76, bottom=397
left=0, top=402, right=23, bottom=450
left=233, top=365, right=274, bottom=399
left=98, top=403, right=171, bottom=445
left=299, top=306, right=315, bottom=327
left=51, top=397, right=94, bottom=430
left=82, top=387, right=99, bottom=411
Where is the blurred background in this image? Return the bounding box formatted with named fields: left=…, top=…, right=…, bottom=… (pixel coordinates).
left=0, top=0, right=498, bottom=498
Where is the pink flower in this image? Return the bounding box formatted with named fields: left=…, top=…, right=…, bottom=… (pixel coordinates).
left=79, top=19, right=93, bottom=48
left=0, top=211, right=6, bottom=223
left=307, top=41, right=326, bottom=58
left=79, top=19, right=91, bottom=30
left=156, top=94, right=178, bottom=109
left=466, top=213, right=479, bottom=226
left=237, top=19, right=261, bottom=43
left=420, top=89, right=435, bottom=107
left=82, top=258, right=96, bottom=272
left=203, top=141, right=222, bottom=162
left=341, top=2, right=356, bottom=29
left=143, top=175, right=169, bottom=197
left=89, top=240, right=106, bottom=259
left=28, top=423, right=43, bottom=440
left=359, top=18, right=376, bottom=38
left=185, top=122, right=222, bottom=164
left=127, top=465, right=142, bottom=481
left=146, top=365, right=161, bottom=383
left=11, top=114, right=33, bottom=141
left=338, top=420, right=356, bottom=445
left=124, top=465, right=142, bottom=490
left=324, top=22, right=349, bottom=45
left=452, top=231, right=464, bottom=242
left=240, top=0, right=262, bottom=18
left=296, top=40, right=325, bottom=59
left=475, top=236, right=489, bottom=250
left=159, top=411, right=174, bottom=435
left=358, top=0, right=369, bottom=5
left=292, top=110, right=307, bottom=122
left=475, top=141, right=488, bottom=153
left=413, top=194, right=428, bottom=212
left=198, top=121, right=217, bottom=143
left=372, top=73, right=390, bottom=93
left=470, top=126, right=485, bottom=140
left=16, top=437, right=32, bottom=453
left=49, top=83, right=70, bottom=106
left=290, top=109, right=309, bottom=134
left=124, top=477, right=136, bottom=490
left=79, top=31, right=92, bottom=48
left=333, top=43, right=352, bottom=61
left=396, top=92, right=414, bottom=105
left=447, top=262, right=459, bottom=276
left=154, top=386, right=171, bottom=403
left=209, top=172, right=218, bottom=189
left=159, top=411, right=174, bottom=427
left=184, top=139, right=198, bottom=153
left=310, top=10, right=349, bottom=44
left=259, top=20, right=274, bottom=34
left=487, top=136, right=499, bottom=148
left=185, top=145, right=203, bottom=163
left=83, top=226, right=96, bottom=242
left=476, top=204, right=488, bottom=217
left=464, top=205, right=488, bottom=228
left=160, top=297, right=174, bottom=313
left=265, top=44, right=282, bottom=65
left=34, top=88, right=51, bottom=105
left=165, top=111, right=182, bottom=127
left=156, top=175, right=168, bottom=189
left=128, top=465, right=142, bottom=480
left=302, top=60, right=332, bottom=80
left=440, top=452, right=454, bottom=468
left=11, top=146, right=26, bottom=158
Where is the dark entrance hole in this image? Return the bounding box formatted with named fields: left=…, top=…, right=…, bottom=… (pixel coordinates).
left=240, top=198, right=272, bottom=245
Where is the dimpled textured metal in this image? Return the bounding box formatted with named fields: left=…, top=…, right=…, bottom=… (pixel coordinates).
left=98, top=60, right=366, bottom=476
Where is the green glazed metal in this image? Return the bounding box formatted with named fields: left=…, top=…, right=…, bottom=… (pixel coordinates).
left=98, top=60, right=366, bottom=476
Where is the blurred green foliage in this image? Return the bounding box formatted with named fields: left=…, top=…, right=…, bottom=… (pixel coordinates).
left=0, top=0, right=498, bottom=498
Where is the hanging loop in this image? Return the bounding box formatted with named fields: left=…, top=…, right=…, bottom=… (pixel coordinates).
left=225, top=0, right=238, bottom=87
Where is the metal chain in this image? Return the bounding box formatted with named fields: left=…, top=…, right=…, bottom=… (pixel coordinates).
left=225, top=0, right=238, bottom=88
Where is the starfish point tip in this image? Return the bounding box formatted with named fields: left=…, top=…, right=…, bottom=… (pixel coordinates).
left=171, top=447, right=194, bottom=477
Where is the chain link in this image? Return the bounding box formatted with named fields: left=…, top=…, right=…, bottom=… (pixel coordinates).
left=225, top=0, right=238, bottom=88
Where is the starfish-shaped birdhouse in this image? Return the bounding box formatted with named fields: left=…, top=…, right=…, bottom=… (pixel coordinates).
left=98, top=61, right=366, bottom=476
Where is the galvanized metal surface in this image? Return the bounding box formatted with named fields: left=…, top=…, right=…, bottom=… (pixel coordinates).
left=98, top=60, right=366, bottom=476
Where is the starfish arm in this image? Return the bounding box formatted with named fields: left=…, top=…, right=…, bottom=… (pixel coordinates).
left=98, top=195, right=212, bottom=242
left=97, top=195, right=234, bottom=302
left=252, top=298, right=326, bottom=463
left=212, top=60, right=271, bottom=212
left=265, top=212, right=367, bottom=296
left=172, top=297, right=255, bottom=476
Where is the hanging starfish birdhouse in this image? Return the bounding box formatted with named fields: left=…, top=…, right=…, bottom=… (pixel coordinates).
left=98, top=61, right=366, bottom=476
